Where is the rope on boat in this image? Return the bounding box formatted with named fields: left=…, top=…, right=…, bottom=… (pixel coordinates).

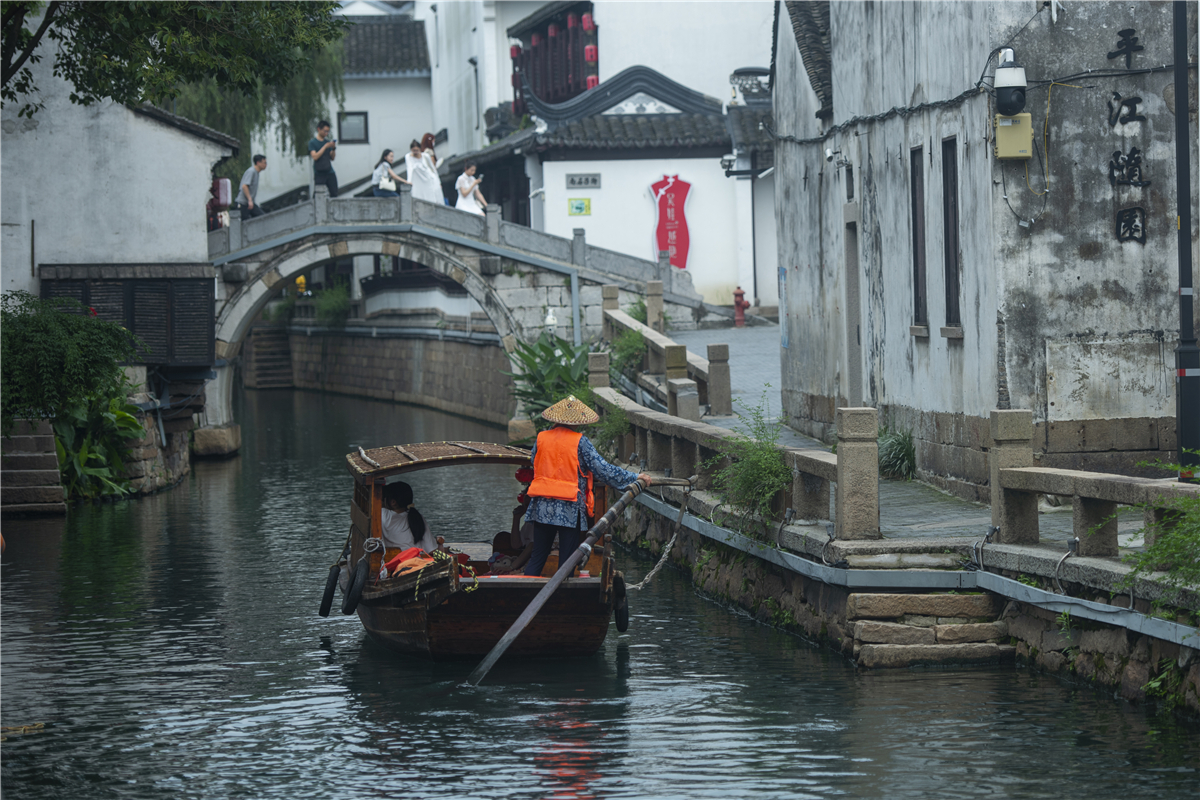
left=627, top=488, right=690, bottom=591
left=358, top=447, right=381, bottom=468
left=330, top=527, right=353, bottom=569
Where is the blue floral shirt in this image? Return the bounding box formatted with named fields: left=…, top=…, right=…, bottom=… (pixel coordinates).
left=526, top=433, right=639, bottom=530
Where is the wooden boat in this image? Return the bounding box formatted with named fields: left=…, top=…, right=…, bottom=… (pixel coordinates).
left=334, top=440, right=622, bottom=659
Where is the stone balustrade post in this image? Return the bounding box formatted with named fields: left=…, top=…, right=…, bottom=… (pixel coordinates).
left=399, top=182, right=413, bottom=222
left=1074, top=496, right=1118, bottom=556
left=601, top=284, right=619, bottom=340
left=588, top=352, right=610, bottom=388
left=657, top=249, right=672, bottom=292
left=227, top=207, right=243, bottom=252
left=486, top=204, right=501, bottom=244
left=835, top=407, right=880, bottom=540
left=667, top=378, right=700, bottom=421
left=989, top=409, right=1039, bottom=544
left=634, top=426, right=648, bottom=468
left=647, top=280, right=665, bottom=333
left=647, top=430, right=671, bottom=472
left=665, top=344, right=687, bottom=381
left=792, top=462, right=830, bottom=522
left=572, top=228, right=587, bottom=266
left=671, top=436, right=700, bottom=480
left=313, top=183, right=329, bottom=223
left=706, top=344, right=732, bottom=416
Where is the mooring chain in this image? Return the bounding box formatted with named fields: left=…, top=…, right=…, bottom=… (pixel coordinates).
left=628, top=489, right=690, bottom=591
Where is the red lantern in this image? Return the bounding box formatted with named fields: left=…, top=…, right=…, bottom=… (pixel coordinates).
left=567, top=13, right=577, bottom=28
left=584, top=44, right=597, bottom=62
left=515, top=466, right=535, bottom=484
left=582, top=12, right=595, bottom=31
left=510, top=44, right=521, bottom=59
left=531, top=32, right=541, bottom=46
left=586, top=75, right=600, bottom=90
left=548, top=22, right=559, bottom=37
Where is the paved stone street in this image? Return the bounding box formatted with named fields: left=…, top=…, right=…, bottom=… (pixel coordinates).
left=670, top=323, right=1146, bottom=547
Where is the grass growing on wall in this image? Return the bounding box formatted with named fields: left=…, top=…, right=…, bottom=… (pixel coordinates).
left=314, top=283, right=350, bottom=328
left=609, top=328, right=646, bottom=381
left=703, top=389, right=792, bottom=538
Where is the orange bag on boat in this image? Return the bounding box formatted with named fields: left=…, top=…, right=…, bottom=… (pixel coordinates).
left=391, top=556, right=434, bottom=577
left=385, top=547, right=424, bottom=572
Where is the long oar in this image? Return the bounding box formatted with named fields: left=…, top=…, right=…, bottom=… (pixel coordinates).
left=466, top=475, right=695, bottom=686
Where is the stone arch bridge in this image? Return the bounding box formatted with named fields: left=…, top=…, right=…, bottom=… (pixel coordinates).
left=205, top=185, right=721, bottom=430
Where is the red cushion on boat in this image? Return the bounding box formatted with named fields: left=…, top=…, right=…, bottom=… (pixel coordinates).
left=456, top=553, right=469, bottom=565
left=385, top=547, right=424, bottom=571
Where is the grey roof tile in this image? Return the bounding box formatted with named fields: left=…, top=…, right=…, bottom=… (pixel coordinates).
left=343, top=17, right=430, bottom=75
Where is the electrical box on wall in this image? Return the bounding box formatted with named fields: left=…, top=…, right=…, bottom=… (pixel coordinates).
left=994, top=113, right=1033, bottom=159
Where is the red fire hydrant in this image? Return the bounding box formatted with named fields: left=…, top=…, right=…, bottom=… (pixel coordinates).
left=733, top=286, right=751, bottom=327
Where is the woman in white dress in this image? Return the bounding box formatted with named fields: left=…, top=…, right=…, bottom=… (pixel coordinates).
left=380, top=481, right=437, bottom=558
left=454, top=162, right=486, bottom=216
left=405, top=136, right=444, bottom=204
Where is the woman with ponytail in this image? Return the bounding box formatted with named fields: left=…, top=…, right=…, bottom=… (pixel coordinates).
left=381, top=481, right=436, bottom=557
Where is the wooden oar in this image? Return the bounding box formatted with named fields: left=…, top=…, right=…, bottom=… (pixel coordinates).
left=466, top=475, right=695, bottom=686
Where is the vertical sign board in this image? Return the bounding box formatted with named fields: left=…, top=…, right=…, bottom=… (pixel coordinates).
left=650, top=175, right=691, bottom=269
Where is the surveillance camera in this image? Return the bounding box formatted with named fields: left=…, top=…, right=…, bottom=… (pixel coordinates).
left=825, top=148, right=835, bottom=163
left=995, top=47, right=1027, bottom=116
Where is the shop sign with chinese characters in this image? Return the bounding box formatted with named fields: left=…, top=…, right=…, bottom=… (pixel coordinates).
left=1104, top=28, right=1151, bottom=245
left=650, top=175, right=691, bottom=269
left=566, top=173, right=601, bottom=189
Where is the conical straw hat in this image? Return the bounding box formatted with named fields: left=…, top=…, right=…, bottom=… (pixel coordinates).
left=540, top=395, right=599, bottom=426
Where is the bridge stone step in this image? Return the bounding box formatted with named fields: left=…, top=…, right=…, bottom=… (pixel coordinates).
left=1, top=502, right=68, bottom=517
left=2, top=485, right=66, bottom=504
left=2, top=469, right=63, bottom=487
left=1, top=453, right=59, bottom=470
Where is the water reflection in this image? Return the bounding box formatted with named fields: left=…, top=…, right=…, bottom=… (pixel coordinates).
left=2, top=389, right=1198, bottom=800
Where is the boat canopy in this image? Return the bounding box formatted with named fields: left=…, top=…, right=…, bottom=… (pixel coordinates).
left=346, top=441, right=532, bottom=480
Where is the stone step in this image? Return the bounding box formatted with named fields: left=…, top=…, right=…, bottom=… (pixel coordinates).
left=846, top=592, right=1004, bottom=621
left=6, top=420, right=53, bottom=436
left=1, top=434, right=56, bottom=453
left=1, top=453, right=59, bottom=471
left=1, top=502, right=68, bottom=517
left=2, top=485, right=65, bottom=504
left=857, top=643, right=1017, bottom=669
left=1, top=469, right=63, bottom=487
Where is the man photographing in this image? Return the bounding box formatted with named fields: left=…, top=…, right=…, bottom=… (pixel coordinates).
left=309, top=120, right=338, bottom=197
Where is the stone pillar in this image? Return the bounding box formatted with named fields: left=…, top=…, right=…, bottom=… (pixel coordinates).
left=989, top=409, right=1039, bottom=544
left=572, top=228, right=587, bottom=266
left=588, top=352, right=610, bottom=388
left=399, top=182, right=413, bottom=222
left=227, top=207, right=243, bottom=253
left=634, top=426, right=648, bottom=468
left=602, top=284, right=619, bottom=340
left=657, top=249, right=672, bottom=292
left=706, top=344, right=732, bottom=416
left=665, top=344, right=687, bottom=380
left=647, top=430, right=671, bottom=471
left=193, top=423, right=242, bottom=458
left=486, top=204, right=501, bottom=244
left=667, top=378, right=700, bottom=421
left=792, top=465, right=830, bottom=522
left=1074, top=496, right=1118, bottom=557
left=671, top=436, right=700, bottom=480
left=313, top=183, right=329, bottom=223
left=647, top=280, right=664, bottom=333
left=835, top=407, right=880, bottom=540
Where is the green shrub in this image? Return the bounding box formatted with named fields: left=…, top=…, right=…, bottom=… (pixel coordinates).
left=504, top=332, right=593, bottom=427
left=313, top=282, right=351, bottom=328
left=1, top=291, right=139, bottom=435
left=609, top=328, right=646, bottom=379
left=628, top=297, right=648, bottom=324
left=265, top=295, right=297, bottom=323
left=703, top=389, right=792, bottom=537
left=592, top=403, right=629, bottom=459
left=878, top=426, right=917, bottom=480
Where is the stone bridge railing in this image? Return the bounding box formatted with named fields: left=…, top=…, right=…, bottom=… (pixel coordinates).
left=599, top=284, right=733, bottom=417
left=591, top=383, right=881, bottom=540
left=208, top=184, right=706, bottom=308
left=989, top=409, right=1200, bottom=557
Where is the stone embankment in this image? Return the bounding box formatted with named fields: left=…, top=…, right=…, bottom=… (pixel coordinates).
left=593, top=384, right=1200, bottom=714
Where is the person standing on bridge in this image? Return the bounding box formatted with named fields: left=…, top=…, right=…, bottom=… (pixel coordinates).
left=524, top=396, right=651, bottom=577
left=371, top=150, right=410, bottom=197
left=455, top=162, right=486, bottom=215
left=406, top=135, right=443, bottom=204
left=309, top=120, right=338, bottom=198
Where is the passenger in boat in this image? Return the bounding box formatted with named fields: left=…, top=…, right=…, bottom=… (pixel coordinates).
left=524, top=395, right=652, bottom=577
left=381, top=481, right=437, bottom=560
left=491, top=499, right=536, bottom=575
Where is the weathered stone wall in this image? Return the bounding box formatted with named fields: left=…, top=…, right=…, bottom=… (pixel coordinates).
left=288, top=331, right=515, bottom=426
left=123, top=413, right=191, bottom=495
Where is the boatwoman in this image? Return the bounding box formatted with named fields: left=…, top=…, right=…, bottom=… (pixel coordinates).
left=524, top=395, right=651, bottom=576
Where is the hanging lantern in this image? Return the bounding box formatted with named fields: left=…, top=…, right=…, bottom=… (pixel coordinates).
left=567, top=13, right=578, bottom=28
left=510, top=44, right=521, bottom=59
left=531, top=32, right=541, bottom=46
left=548, top=22, right=559, bottom=37
left=584, top=44, right=598, bottom=63
left=586, top=75, right=600, bottom=90
left=582, top=12, right=595, bottom=31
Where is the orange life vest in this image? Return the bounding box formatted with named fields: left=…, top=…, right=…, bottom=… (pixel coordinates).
left=527, top=426, right=594, bottom=518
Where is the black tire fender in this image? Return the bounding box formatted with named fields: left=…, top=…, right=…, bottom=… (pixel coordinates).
left=318, top=563, right=341, bottom=617
left=342, top=559, right=369, bottom=615
left=613, top=572, right=629, bottom=632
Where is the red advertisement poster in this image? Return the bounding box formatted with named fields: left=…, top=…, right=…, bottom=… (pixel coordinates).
left=651, top=175, right=691, bottom=269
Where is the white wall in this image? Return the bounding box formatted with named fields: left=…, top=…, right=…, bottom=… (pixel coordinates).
left=252, top=76, right=432, bottom=202
left=752, top=171, right=777, bottom=307
left=413, top=0, right=491, bottom=160
left=594, top=0, right=775, bottom=101
left=1, top=60, right=231, bottom=296
left=364, top=287, right=482, bottom=318
left=541, top=157, right=739, bottom=304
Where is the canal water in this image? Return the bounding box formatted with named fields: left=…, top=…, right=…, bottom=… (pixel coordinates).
left=2, top=390, right=1198, bottom=799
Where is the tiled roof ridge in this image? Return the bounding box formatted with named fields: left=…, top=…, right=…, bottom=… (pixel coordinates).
left=784, top=0, right=833, bottom=120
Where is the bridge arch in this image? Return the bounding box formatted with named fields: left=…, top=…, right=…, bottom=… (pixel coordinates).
left=207, top=231, right=525, bottom=428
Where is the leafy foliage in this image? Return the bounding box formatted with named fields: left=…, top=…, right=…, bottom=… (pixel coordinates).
left=313, top=282, right=351, bottom=328
left=2, top=2, right=347, bottom=119
left=703, top=389, right=792, bottom=537
left=878, top=426, right=917, bottom=480
left=1, top=291, right=139, bottom=435
left=609, top=328, right=646, bottom=380
left=628, top=297, right=648, bottom=324
left=504, top=332, right=592, bottom=427
left=168, top=40, right=344, bottom=182
left=1115, top=453, right=1200, bottom=607
left=591, top=404, right=630, bottom=460
left=54, top=390, right=145, bottom=500
left=264, top=295, right=297, bottom=324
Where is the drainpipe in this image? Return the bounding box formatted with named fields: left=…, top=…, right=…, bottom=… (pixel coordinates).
left=1172, top=0, right=1198, bottom=482
left=469, top=57, right=480, bottom=132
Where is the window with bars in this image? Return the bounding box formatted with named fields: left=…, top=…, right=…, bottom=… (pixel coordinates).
left=510, top=3, right=597, bottom=113
left=941, top=137, right=961, bottom=328
left=910, top=147, right=927, bottom=326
